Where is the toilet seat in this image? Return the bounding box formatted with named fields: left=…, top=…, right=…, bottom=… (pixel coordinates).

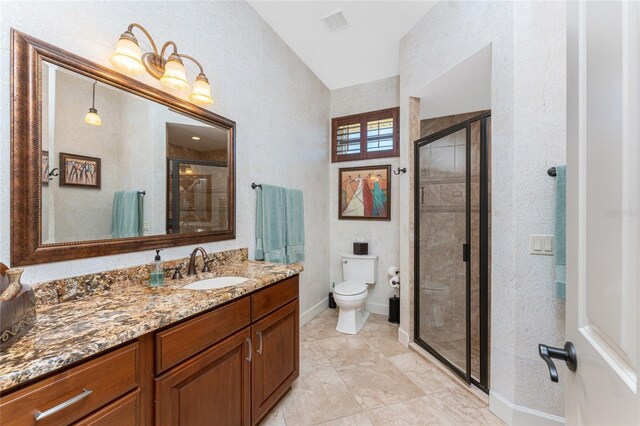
left=422, top=282, right=448, bottom=292
left=334, top=281, right=367, bottom=296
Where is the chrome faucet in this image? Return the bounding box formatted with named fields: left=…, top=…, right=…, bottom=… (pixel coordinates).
left=187, top=247, right=210, bottom=276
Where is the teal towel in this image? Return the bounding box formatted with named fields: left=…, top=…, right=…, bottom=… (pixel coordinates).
left=256, top=185, right=287, bottom=263
left=111, top=191, right=143, bottom=238
left=255, top=185, right=305, bottom=264
left=285, top=188, right=305, bottom=264
left=554, top=165, right=567, bottom=299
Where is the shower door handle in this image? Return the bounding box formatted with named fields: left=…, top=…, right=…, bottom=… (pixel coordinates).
left=462, top=244, right=470, bottom=262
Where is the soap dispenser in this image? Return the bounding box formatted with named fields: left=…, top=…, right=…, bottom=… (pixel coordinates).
left=150, top=249, right=164, bottom=287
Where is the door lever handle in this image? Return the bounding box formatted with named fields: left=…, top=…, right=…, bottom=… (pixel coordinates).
left=538, top=341, right=577, bottom=383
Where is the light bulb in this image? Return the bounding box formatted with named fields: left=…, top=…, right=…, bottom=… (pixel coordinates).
left=160, top=54, right=189, bottom=90
left=84, top=108, right=102, bottom=126
left=189, top=73, right=214, bottom=105
left=109, top=32, right=145, bottom=75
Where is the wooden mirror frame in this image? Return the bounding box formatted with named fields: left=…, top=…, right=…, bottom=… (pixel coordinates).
left=10, top=29, right=236, bottom=266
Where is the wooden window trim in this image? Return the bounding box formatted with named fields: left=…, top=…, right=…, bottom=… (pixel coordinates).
left=331, top=107, right=399, bottom=163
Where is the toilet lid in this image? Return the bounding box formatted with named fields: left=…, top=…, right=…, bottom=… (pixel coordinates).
left=335, top=281, right=367, bottom=296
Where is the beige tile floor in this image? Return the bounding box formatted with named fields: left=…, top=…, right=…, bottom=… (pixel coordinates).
left=261, top=309, right=504, bottom=426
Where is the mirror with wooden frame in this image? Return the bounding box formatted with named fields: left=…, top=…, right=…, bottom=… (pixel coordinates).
left=11, top=30, right=236, bottom=266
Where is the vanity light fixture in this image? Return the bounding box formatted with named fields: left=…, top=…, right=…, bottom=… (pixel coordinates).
left=179, top=164, right=194, bottom=175
left=109, top=23, right=214, bottom=106
left=84, top=81, right=102, bottom=126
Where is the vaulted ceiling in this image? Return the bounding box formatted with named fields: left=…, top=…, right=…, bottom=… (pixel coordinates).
left=249, top=1, right=438, bottom=90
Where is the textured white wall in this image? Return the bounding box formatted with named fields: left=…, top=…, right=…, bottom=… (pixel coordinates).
left=46, top=70, right=130, bottom=242
left=329, top=76, right=400, bottom=313
left=0, top=1, right=330, bottom=315
left=399, top=0, right=566, bottom=418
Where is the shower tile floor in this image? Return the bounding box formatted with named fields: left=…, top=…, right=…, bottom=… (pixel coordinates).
left=262, top=309, right=503, bottom=426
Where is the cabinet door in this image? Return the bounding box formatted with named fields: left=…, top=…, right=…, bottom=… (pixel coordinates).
left=251, top=300, right=299, bottom=425
left=155, top=328, right=251, bottom=426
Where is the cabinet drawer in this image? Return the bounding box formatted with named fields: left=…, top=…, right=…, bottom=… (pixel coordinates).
left=0, top=342, right=139, bottom=426
left=74, top=389, right=139, bottom=426
left=155, top=297, right=250, bottom=373
left=251, top=276, right=299, bottom=321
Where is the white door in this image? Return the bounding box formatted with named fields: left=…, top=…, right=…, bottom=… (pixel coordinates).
left=565, top=1, right=639, bottom=425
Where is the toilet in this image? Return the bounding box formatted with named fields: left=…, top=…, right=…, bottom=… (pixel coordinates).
left=334, top=254, right=378, bottom=334
left=422, top=282, right=449, bottom=328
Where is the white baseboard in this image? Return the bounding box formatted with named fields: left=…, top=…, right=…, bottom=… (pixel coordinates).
left=365, top=301, right=388, bottom=316
left=300, top=297, right=328, bottom=327
left=490, top=391, right=564, bottom=425
left=398, top=327, right=410, bottom=347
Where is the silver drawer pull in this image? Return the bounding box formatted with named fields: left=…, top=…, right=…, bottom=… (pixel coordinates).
left=257, top=332, right=263, bottom=354
left=34, top=388, right=93, bottom=421
left=246, top=338, right=252, bottom=362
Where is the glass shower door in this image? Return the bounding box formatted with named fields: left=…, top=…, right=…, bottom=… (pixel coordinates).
left=416, top=126, right=469, bottom=376
left=414, top=113, right=490, bottom=391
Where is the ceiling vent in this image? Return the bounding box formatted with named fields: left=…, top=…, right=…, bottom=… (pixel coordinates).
left=320, top=8, right=350, bottom=33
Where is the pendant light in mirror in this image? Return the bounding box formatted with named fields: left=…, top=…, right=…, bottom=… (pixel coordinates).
left=109, top=23, right=214, bottom=106
left=84, top=81, right=102, bottom=126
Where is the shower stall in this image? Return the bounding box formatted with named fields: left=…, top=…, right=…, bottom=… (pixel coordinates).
left=414, top=111, right=491, bottom=392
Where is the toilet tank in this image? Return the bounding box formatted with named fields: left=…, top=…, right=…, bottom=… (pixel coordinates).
left=341, top=254, right=378, bottom=284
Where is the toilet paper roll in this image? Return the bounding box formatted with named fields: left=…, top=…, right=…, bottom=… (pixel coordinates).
left=389, top=276, right=400, bottom=289
left=387, top=266, right=400, bottom=276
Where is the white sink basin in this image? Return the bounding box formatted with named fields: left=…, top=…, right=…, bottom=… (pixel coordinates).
left=182, top=276, right=248, bottom=290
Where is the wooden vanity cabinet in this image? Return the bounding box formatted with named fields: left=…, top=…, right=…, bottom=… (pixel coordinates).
left=155, top=275, right=299, bottom=426
left=250, top=300, right=299, bottom=425
left=0, top=275, right=299, bottom=426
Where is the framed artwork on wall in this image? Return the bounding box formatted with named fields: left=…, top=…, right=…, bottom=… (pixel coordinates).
left=339, top=164, right=391, bottom=221
left=59, top=152, right=101, bottom=189
left=41, top=151, right=49, bottom=185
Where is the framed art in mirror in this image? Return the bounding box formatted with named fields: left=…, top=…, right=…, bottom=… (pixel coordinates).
left=10, top=29, right=236, bottom=266
left=59, top=153, right=101, bottom=189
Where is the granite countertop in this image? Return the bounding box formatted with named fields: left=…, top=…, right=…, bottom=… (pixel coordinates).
left=0, top=260, right=303, bottom=393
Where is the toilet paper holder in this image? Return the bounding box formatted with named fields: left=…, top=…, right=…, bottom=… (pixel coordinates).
left=387, top=266, right=400, bottom=289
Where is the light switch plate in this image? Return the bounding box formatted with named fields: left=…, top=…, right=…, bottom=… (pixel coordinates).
left=530, top=235, right=554, bottom=256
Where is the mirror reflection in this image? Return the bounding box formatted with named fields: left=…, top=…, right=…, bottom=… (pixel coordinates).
left=40, top=61, right=230, bottom=244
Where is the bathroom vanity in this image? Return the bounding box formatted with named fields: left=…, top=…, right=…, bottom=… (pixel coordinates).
left=0, top=257, right=302, bottom=425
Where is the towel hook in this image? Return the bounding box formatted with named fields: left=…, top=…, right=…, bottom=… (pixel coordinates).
left=393, top=167, right=407, bottom=175
left=48, top=168, right=61, bottom=181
